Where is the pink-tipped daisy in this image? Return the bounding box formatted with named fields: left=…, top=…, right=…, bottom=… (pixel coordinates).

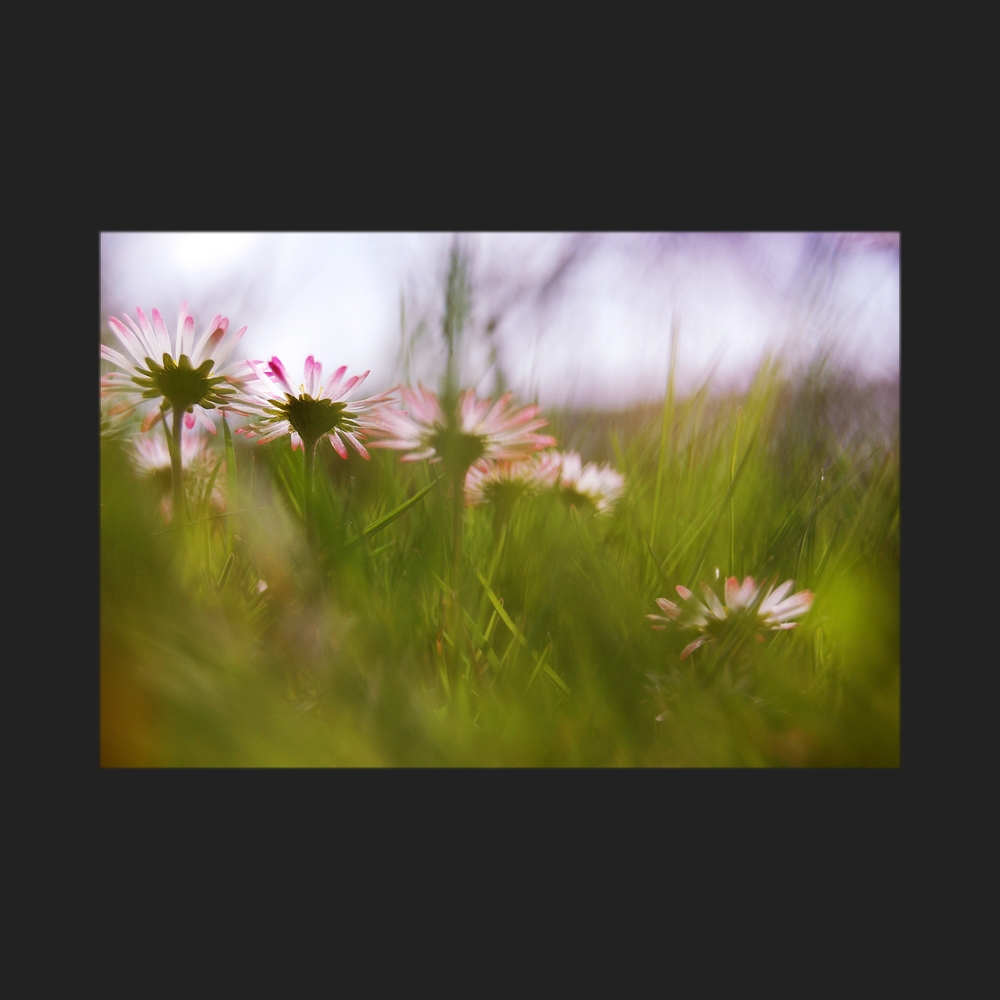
left=100, top=303, right=250, bottom=433
left=130, top=424, right=212, bottom=476
left=368, top=385, right=556, bottom=474
left=552, top=451, right=625, bottom=514
left=647, top=575, right=814, bottom=659
left=129, top=425, right=226, bottom=523
left=230, top=356, right=392, bottom=458
left=463, top=452, right=562, bottom=507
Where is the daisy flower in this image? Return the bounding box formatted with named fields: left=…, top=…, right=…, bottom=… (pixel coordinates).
left=369, top=384, right=556, bottom=476
left=129, top=425, right=225, bottom=524
left=130, top=424, right=212, bottom=476
left=371, top=384, right=556, bottom=588
left=100, top=303, right=249, bottom=434
left=648, top=576, right=813, bottom=659
left=231, top=356, right=392, bottom=542
left=463, top=452, right=562, bottom=506
left=101, top=303, right=249, bottom=526
left=552, top=451, right=625, bottom=515
left=231, top=356, right=391, bottom=459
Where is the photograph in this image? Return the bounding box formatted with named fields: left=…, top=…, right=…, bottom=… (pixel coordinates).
left=99, top=232, right=900, bottom=766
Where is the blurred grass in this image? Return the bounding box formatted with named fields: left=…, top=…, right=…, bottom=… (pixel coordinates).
left=100, top=356, right=898, bottom=766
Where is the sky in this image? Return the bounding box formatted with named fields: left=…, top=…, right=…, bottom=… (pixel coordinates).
left=100, top=233, right=899, bottom=409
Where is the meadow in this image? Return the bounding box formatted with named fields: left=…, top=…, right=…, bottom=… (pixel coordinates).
left=100, top=333, right=899, bottom=767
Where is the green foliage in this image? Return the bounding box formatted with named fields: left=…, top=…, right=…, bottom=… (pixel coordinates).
left=101, top=360, right=899, bottom=766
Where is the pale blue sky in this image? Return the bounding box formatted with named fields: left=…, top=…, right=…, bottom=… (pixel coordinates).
left=100, top=233, right=899, bottom=409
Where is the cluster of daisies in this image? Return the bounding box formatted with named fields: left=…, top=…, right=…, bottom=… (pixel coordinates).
left=101, top=304, right=813, bottom=657
left=101, top=304, right=626, bottom=515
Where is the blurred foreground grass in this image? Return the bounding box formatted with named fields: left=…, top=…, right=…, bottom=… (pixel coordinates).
left=101, top=359, right=898, bottom=766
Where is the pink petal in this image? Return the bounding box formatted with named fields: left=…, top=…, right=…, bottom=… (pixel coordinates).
left=305, top=356, right=321, bottom=397
left=725, top=576, right=740, bottom=608
left=247, top=359, right=280, bottom=395
left=323, top=365, right=348, bottom=399
left=290, top=431, right=302, bottom=451
left=175, top=302, right=190, bottom=352
left=195, top=408, right=217, bottom=434
left=184, top=412, right=196, bottom=429
left=769, top=591, right=814, bottom=620
left=700, top=584, right=726, bottom=619
left=181, top=315, right=195, bottom=358
left=211, top=325, right=247, bottom=368
left=329, top=432, right=348, bottom=459
left=760, top=580, right=794, bottom=614
left=107, top=316, right=147, bottom=365
left=134, top=308, right=159, bottom=358
left=255, top=423, right=292, bottom=446
left=141, top=408, right=164, bottom=432
left=269, top=357, right=295, bottom=395
left=680, top=638, right=708, bottom=660
left=100, top=344, right=133, bottom=370
left=150, top=308, right=172, bottom=356
left=193, top=316, right=228, bottom=367
left=330, top=374, right=362, bottom=402
left=676, top=585, right=692, bottom=600
left=344, top=370, right=370, bottom=398
left=341, top=430, right=370, bottom=459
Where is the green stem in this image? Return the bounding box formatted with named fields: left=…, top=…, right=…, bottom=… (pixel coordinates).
left=451, top=470, right=465, bottom=587
left=169, top=404, right=186, bottom=528
left=303, top=437, right=317, bottom=546
left=447, top=465, right=468, bottom=684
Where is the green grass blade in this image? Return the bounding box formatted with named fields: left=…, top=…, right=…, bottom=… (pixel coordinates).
left=812, top=516, right=842, bottom=587
left=216, top=551, right=235, bottom=592
left=348, top=473, right=442, bottom=547
left=199, top=458, right=224, bottom=520
left=272, top=461, right=302, bottom=519
left=524, top=641, right=553, bottom=692
left=542, top=663, right=570, bottom=695
left=660, top=497, right=725, bottom=580
left=646, top=538, right=673, bottom=593
left=476, top=569, right=529, bottom=649
left=759, top=476, right=818, bottom=569
left=483, top=608, right=499, bottom=645
left=222, top=413, right=237, bottom=495
left=463, top=609, right=489, bottom=649
left=649, top=310, right=678, bottom=555
left=476, top=523, right=507, bottom=629
left=222, top=413, right=237, bottom=552
left=687, top=419, right=760, bottom=586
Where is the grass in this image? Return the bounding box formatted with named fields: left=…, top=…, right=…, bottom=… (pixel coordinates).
left=100, top=356, right=899, bottom=767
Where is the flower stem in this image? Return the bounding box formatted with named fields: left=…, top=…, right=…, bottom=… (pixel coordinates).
left=451, top=471, right=464, bottom=581
left=446, top=466, right=468, bottom=683
left=169, top=404, right=187, bottom=528
left=303, top=437, right=317, bottom=546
